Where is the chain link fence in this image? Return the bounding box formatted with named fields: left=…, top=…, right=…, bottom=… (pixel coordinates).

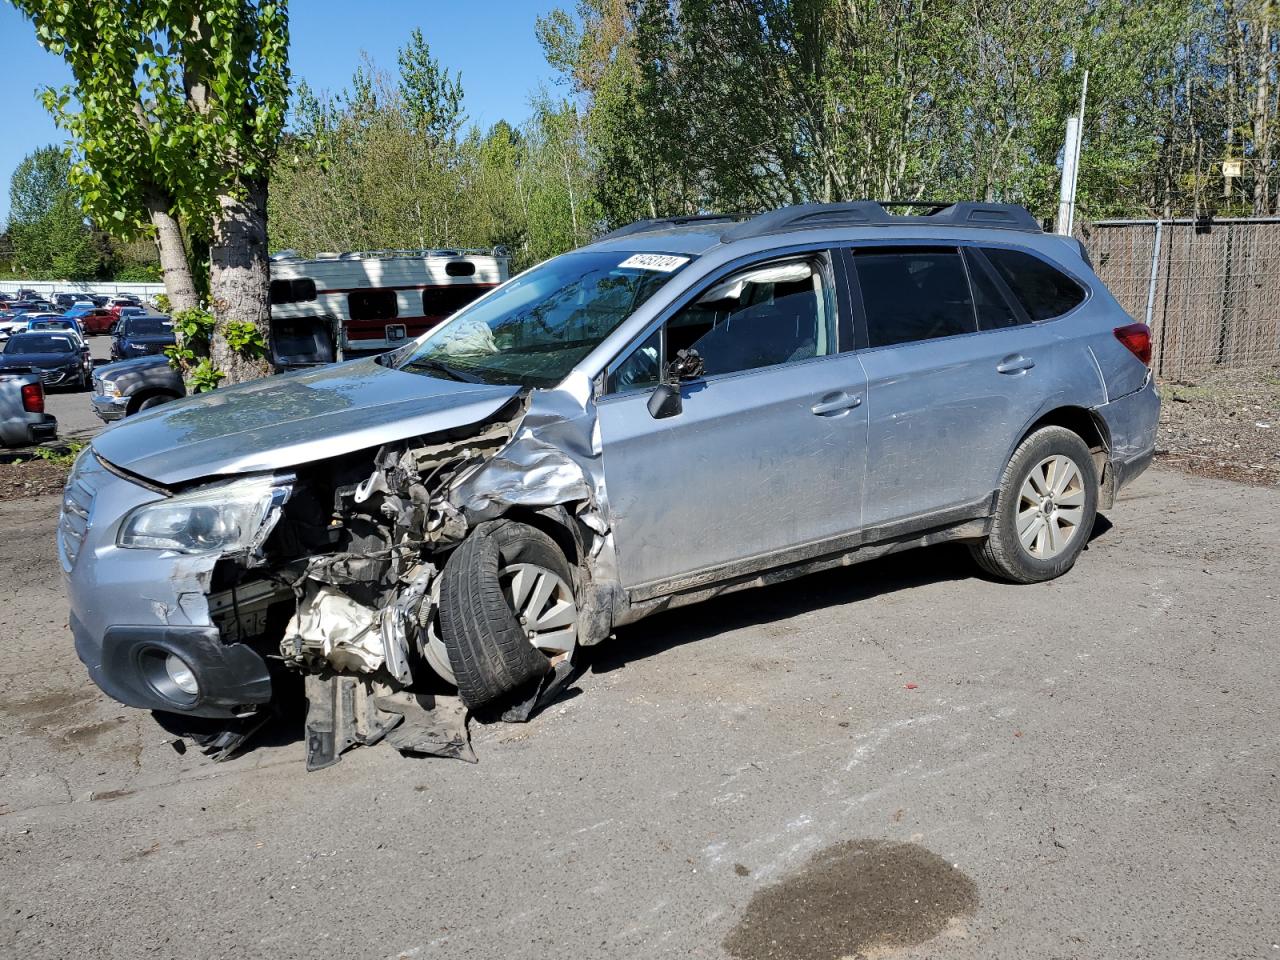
left=1076, top=218, right=1280, bottom=380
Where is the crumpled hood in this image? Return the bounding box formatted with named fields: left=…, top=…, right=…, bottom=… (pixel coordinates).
left=92, top=357, right=522, bottom=486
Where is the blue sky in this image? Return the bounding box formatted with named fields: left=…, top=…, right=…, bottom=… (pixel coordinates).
left=0, top=0, right=564, bottom=225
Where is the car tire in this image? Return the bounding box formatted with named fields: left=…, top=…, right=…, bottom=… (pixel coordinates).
left=969, top=426, right=1098, bottom=584
left=437, top=520, right=577, bottom=711
left=134, top=393, right=173, bottom=412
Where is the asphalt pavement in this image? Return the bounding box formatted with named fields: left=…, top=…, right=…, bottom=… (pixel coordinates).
left=0, top=466, right=1276, bottom=959
left=42, top=334, right=114, bottom=443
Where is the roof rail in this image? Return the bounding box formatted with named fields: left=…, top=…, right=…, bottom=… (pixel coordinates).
left=596, top=213, right=745, bottom=243
left=719, top=200, right=1041, bottom=243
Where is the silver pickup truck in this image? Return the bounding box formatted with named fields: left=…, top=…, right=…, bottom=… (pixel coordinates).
left=0, top=371, right=58, bottom=447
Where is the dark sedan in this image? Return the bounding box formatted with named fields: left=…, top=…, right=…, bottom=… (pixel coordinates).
left=110, top=315, right=175, bottom=361
left=0, top=331, right=92, bottom=390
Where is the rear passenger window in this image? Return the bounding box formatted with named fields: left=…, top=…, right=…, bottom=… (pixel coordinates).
left=964, top=249, right=1023, bottom=330
left=982, top=248, right=1085, bottom=321
left=855, top=248, right=976, bottom=347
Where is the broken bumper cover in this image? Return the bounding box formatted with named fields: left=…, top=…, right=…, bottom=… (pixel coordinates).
left=1096, top=375, right=1160, bottom=496
left=62, top=452, right=273, bottom=719
left=72, top=618, right=272, bottom=718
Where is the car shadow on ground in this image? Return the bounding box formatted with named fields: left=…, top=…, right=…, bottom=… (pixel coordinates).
left=587, top=514, right=1115, bottom=675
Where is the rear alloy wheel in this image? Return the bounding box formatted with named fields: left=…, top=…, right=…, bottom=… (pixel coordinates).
left=435, top=520, right=578, bottom=709
left=970, top=426, right=1098, bottom=584
left=1015, top=455, right=1087, bottom=560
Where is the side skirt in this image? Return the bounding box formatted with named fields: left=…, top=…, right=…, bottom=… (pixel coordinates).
left=616, top=495, right=995, bottom=624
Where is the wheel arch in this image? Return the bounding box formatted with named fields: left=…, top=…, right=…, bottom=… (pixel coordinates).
left=999, top=404, right=1113, bottom=508
left=125, top=388, right=181, bottom=416
left=496, top=505, right=584, bottom=569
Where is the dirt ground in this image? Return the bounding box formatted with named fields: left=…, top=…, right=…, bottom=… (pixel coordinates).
left=1157, top=366, right=1280, bottom=485
left=0, top=458, right=73, bottom=499
left=1, top=465, right=1277, bottom=960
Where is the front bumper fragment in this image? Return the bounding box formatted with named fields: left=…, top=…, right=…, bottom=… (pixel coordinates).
left=72, top=616, right=272, bottom=718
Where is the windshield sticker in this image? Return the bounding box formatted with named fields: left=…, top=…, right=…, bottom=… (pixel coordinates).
left=618, top=253, right=690, bottom=273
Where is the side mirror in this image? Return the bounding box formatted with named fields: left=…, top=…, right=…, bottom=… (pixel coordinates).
left=647, top=382, right=682, bottom=419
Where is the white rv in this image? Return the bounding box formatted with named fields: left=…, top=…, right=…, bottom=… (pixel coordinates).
left=269, top=248, right=510, bottom=358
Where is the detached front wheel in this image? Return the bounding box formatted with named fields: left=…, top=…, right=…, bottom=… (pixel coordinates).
left=970, top=426, right=1098, bottom=584
left=434, top=520, right=578, bottom=710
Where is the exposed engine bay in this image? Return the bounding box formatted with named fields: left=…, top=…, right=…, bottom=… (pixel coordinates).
left=196, top=395, right=611, bottom=770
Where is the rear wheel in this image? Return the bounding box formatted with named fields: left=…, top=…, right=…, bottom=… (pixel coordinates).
left=435, top=520, right=578, bottom=709
left=970, top=426, right=1098, bottom=584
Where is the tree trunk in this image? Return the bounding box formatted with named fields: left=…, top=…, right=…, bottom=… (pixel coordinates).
left=209, top=177, right=273, bottom=384
left=146, top=194, right=199, bottom=312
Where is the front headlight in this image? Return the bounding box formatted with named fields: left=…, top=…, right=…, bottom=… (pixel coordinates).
left=117, top=475, right=291, bottom=554
left=100, top=380, right=121, bottom=397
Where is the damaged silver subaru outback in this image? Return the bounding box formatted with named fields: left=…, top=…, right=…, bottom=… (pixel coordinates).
left=60, top=202, right=1159, bottom=769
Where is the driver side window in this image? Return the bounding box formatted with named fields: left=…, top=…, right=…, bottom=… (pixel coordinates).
left=609, top=255, right=833, bottom=393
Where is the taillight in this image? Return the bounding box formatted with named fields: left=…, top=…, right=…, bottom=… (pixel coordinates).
left=21, top=381, right=45, bottom=413
left=1114, top=322, right=1152, bottom=366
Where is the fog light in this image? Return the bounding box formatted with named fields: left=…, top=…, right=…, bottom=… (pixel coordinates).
left=165, top=654, right=199, bottom=696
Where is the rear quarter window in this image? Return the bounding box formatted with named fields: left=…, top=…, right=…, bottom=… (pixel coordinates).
left=983, top=248, right=1086, bottom=322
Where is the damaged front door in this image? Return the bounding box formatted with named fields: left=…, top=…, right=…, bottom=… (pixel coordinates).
left=596, top=251, right=868, bottom=593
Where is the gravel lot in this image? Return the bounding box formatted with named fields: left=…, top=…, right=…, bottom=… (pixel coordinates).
left=1, top=465, right=1276, bottom=960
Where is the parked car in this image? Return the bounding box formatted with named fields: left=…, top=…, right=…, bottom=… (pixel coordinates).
left=110, top=314, right=175, bottom=360
left=0, top=331, right=92, bottom=390
left=53, top=293, right=82, bottom=310
left=0, top=311, right=66, bottom=343
left=106, top=297, right=137, bottom=321
left=75, top=307, right=120, bottom=335
left=90, top=355, right=186, bottom=422
left=27, top=316, right=86, bottom=338
left=60, top=201, right=1159, bottom=770
left=0, top=370, right=57, bottom=446
left=0, top=316, right=29, bottom=343
left=63, top=301, right=100, bottom=319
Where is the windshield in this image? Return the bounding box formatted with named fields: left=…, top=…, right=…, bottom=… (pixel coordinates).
left=5, top=334, right=74, bottom=354
left=395, top=250, right=692, bottom=387
left=128, top=317, right=173, bottom=336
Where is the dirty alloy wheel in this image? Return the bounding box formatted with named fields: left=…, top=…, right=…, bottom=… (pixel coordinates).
left=969, top=425, right=1098, bottom=584
left=435, top=520, right=578, bottom=709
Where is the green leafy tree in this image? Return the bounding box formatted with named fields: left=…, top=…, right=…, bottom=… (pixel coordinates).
left=7, top=145, right=106, bottom=280
left=12, top=0, right=290, bottom=384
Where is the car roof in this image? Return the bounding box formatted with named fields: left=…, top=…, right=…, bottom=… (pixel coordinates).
left=579, top=202, right=1085, bottom=267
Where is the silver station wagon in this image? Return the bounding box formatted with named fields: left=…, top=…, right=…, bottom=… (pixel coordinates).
left=61, top=201, right=1159, bottom=768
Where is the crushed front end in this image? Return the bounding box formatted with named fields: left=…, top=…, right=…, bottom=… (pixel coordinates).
left=61, top=392, right=613, bottom=770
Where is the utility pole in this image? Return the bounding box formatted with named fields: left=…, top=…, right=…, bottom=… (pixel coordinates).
left=1056, top=70, right=1090, bottom=236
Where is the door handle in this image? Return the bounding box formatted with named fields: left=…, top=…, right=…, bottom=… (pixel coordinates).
left=997, top=354, right=1036, bottom=374
left=810, top=392, right=863, bottom=416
